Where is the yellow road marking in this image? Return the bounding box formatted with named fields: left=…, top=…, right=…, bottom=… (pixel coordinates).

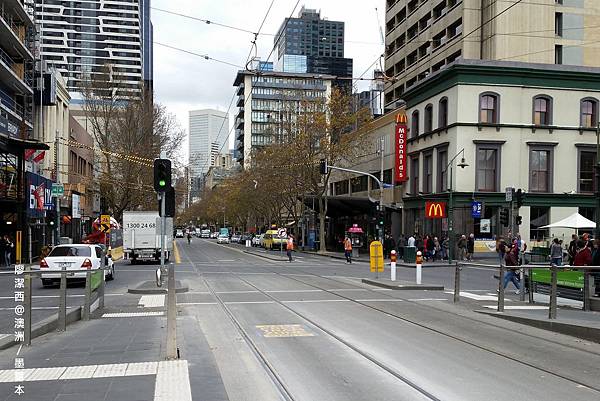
left=173, top=241, right=181, bottom=264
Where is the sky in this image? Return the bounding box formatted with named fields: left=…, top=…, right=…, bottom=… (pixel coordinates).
left=151, top=0, right=385, bottom=160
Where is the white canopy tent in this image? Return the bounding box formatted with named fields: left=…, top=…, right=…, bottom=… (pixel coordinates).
left=540, top=212, right=596, bottom=229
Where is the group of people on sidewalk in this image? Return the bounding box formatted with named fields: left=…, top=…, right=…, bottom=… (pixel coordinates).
left=0, top=235, right=14, bottom=267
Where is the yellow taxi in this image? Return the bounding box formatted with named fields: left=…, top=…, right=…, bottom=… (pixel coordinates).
left=262, top=229, right=287, bottom=250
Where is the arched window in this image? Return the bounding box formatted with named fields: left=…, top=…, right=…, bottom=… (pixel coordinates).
left=411, top=110, right=420, bottom=138
left=424, top=104, right=433, bottom=133
left=479, top=92, right=499, bottom=124
left=533, top=95, right=553, bottom=126
left=438, top=97, right=448, bottom=128
left=580, top=98, right=598, bottom=128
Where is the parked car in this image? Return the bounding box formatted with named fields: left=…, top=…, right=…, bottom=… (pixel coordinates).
left=252, top=234, right=263, bottom=247
left=40, top=244, right=114, bottom=288
left=240, top=233, right=252, bottom=243
left=211, top=232, right=219, bottom=239
left=175, top=229, right=184, bottom=238
left=230, top=233, right=242, bottom=243
left=217, top=234, right=230, bottom=244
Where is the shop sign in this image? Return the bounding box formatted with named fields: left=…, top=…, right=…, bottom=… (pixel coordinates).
left=394, top=113, right=408, bottom=183
left=425, top=201, right=446, bottom=219
left=72, top=194, right=81, bottom=219
left=26, top=172, right=54, bottom=218
left=471, top=201, right=482, bottom=218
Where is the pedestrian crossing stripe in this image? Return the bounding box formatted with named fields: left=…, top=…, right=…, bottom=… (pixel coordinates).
left=256, top=324, right=315, bottom=338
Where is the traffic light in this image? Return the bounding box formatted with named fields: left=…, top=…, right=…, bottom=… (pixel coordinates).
left=515, top=215, right=522, bottom=226
left=159, top=186, right=175, bottom=217
left=499, top=208, right=509, bottom=227
left=319, top=159, right=328, bottom=175
left=515, top=188, right=524, bottom=208
left=378, top=211, right=384, bottom=226
left=153, top=158, right=171, bottom=192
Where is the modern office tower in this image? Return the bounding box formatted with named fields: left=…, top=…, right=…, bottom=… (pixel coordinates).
left=383, top=0, right=600, bottom=110
left=274, top=7, right=352, bottom=83
left=34, top=0, right=152, bottom=98
left=188, top=109, right=229, bottom=195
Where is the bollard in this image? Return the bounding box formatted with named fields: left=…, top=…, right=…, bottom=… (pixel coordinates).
left=497, top=264, right=505, bottom=313
left=549, top=264, right=558, bottom=319
left=453, top=263, right=461, bottom=303
left=583, top=270, right=591, bottom=312
left=415, top=250, right=423, bottom=285
left=390, top=250, right=397, bottom=281
left=83, top=270, right=91, bottom=321
left=24, top=267, right=32, bottom=346
left=519, top=268, right=525, bottom=302
left=166, top=263, right=177, bottom=359
left=528, top=266, right=534, bottom=304
left=58, top=269, right=67, bottom=332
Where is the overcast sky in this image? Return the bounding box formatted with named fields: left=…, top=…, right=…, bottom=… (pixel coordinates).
left=151, top=0, right=385, bottom=159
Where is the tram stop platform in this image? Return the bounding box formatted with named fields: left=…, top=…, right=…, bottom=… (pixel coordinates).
left=362, top=278, right=444, bottom=291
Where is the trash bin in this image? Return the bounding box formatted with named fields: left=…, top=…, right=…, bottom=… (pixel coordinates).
left=404, top=246, right=416, bottom=263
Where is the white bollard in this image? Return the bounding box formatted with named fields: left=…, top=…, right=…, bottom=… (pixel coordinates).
left=416, top=250, right=423, bottom=285
left=390, top=250, right=397, bottom=281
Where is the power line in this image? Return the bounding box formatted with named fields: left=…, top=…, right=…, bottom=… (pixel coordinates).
left=154, top=42, right=246, bottom=69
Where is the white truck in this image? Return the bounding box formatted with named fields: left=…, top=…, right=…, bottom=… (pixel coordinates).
left=123, top=211, right=173, bottom=263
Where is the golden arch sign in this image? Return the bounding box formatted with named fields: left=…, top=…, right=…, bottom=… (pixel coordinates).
left=425, top=201, right=446, bottom=219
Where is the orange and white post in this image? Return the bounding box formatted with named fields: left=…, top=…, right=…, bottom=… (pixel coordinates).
left=415, top=250, right=423, bottom=285
left=390, top=250, right=397, bottom=281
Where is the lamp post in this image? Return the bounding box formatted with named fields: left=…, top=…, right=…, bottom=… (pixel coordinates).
left=446, top=148, right=469, bottom=264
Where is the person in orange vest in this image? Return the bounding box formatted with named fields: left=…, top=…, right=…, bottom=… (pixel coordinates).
left=286, top=234, right=294, bottom=262
left=344, top=236, right=353, bottom=264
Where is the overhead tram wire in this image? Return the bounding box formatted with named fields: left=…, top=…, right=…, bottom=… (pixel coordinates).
left=154, top=43, right=246, bottom=69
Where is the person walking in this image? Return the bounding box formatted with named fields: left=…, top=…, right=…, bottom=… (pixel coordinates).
left=503, top=243, right=521, bottom=294
left=466, top=233, right=475, bottom=261
left=407, top=234, right=416, bottom=248
left=496, top=237, right=506, bottom=266
left=568, top=234, right=578, bottom=265
left=425, top=235, right=434, bottom=261
left=286, top=234, right=294, bottom=262
left=4, top=235, right=13, bottom=267
left=396, top=235, right=405, bottom=260
left=457, top=235, right=467, bottom=261
left=441, top=236, right=449, bottom=261
left=550, top=238, right=563, bottom=266
left=343, top=236, right=352, bottom=264
left=433, top=237, right=441, bottom=261
left=573, top=240, right=592, bottom=266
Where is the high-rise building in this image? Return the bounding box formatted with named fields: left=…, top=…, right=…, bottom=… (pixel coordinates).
left=188, top=109, right=229, bottom=195
left=274, top=7, right=352, bottom=83
left=34, top=0, right=152, bottom=98
left=383, top=0, right=600, bottom=110
left=233, top=70, right=334, bottom=167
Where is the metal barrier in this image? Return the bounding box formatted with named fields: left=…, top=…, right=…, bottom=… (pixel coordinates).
left=20, top=266, right=106, bottom=346
left=453, top=262, right=599, bottom=320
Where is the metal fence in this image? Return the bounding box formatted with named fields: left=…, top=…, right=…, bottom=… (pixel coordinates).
left=453, top=262, right=599, bottom=319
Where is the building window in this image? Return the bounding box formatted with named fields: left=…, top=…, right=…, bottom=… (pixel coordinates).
left=578, top=150, right=596, bottom=193
left=529, top=148, right=553, bottom=192
left=423, top=153, right=433, bottom=193
left=580, top=98, right=598, bottom=128
left=438, top=97, right=448, bottom=128
left=479, top=92, right=499, bottom=124
left=351, top=175, right=368, bottom=193
left=555, top=45, right=562, bottom=64
left=533, top=95, right=552, bottom=125
left=334, top=180, right=349, bottom=195
left=530, top=207, right=550, bottom=241
left=410, top=156, right=419, bottom=195
left=411, top=110, right=419, bottom=138
left=437, top=148, right=448, bottom=192
left=555, top=13, right=563, bottom=36
left=424, top=104, right=433, bottom=133
left=476, top=146, right=500, bottom=192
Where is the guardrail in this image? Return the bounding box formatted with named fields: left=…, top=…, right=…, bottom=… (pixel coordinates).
left=453, top=262, right=599, bottom=319
left=18, top=265, right=105, bottom=346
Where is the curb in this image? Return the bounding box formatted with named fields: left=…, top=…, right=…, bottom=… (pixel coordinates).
left=298, top=251, right=368, bottom=263
left=0, top=306, right=82, bottom=350
left=243, top=250, right=288, bottom=262
left=127, top=280, right=189, bottom=294
left=475, top=310, right=600, bottom=344
left=362, top=278, right=445, bottom=291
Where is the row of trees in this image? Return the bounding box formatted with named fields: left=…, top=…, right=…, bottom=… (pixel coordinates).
left=181, top=88, right=374, bottom=252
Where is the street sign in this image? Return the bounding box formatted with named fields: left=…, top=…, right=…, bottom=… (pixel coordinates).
left=51, top=183, right=64, bottom=197
left=425, top=201, right=446, bottom=219
left=505, top=187, right=513, bottom=202
left=369, top=241, right=384, bottom=273
left=100, top=214, right=111, bottom=233
left=277, top=228, right=287, bottom=238
left=471, top=201, right=482, bottom=218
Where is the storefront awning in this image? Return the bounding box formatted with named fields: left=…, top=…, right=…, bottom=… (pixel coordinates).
left=0, top=133, right=49, bottom=153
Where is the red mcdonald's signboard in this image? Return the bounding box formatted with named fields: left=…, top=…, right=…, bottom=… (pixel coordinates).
left=425, top=201, right=446, bottom=219
left=394, top=113, right=408, bottom=183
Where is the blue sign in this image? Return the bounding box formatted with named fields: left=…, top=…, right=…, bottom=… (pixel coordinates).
left=471, top=201, right=483, bottom=218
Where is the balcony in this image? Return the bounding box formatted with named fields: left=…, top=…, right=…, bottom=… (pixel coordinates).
left=236, top=83, right=244, bottom=96
left=0, top=10, right=34, bottom=60
left=236, top=129, right=244, bottom=141
left=236, top=95, right=244, bottom=107
left=235, top=118, right=244, bottom=129
left=0, top=47, right=33, bottom=94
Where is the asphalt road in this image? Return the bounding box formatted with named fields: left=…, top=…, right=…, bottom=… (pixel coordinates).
left=0, top=239, right=598, bottom=401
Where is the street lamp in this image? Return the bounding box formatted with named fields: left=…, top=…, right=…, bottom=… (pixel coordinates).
left=446, top=148, right=469, bottom=263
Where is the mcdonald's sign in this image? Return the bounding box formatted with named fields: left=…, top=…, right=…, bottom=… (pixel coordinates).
left=425, top=201, right=446, bottom=219
left=394, top=112, right=408, bottom=183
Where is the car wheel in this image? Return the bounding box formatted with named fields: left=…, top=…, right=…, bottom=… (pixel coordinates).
left=131, top=258, right=136, bottom=265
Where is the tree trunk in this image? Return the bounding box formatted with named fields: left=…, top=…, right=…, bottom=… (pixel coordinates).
left=318, top=194, right=327, bottom=254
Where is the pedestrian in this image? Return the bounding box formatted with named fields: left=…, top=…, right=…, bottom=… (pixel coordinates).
left=407, top=234, right=416, bottom=248
left=433, top=237, right=441, bottom=261
left=592, top=239, right=600, bottom=266
left=573, top=240, right=592, bottom=266
left=457, top=235, right=467, bottom=261
left=286, top=234, right=294, bottom=262
left=4, top=235, right=13, bottom=267
left=425, top=235, right=434, bottom=261
left=396, top=235, right=405, bottom=260
left=343, top=236, right=352, bottom=264
left=466, top=233, right=475, bottom=261
left=503, top=243, right=521, bottom=294
left=568, top=234, right=578, bottom=265
left=550, top=238, right=563, bottom=266
left=496, top=236, right=506, bottom=265
left=441, top=236, right=449, bottom=260
left=0, top=236, right=5, bottom=267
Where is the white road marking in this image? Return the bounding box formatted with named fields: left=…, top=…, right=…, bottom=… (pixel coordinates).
left=282, top=299, right=349, bottom=303
left=93, top=363, right=128, bottom=378
left=0, top=307, right=77, bottom=311
left=102, top=312, right=164, bottom=318
left=445, top=291, right=500, bottom=301
left=138, top=294, right=165, bottom=308
left=154, top=360, right=192, bottom=401
left=27, top=367, right=66, bottom=381
left=61, top=365, right=98, bottom=379
left=355, top=299, right=404, bottom=302
left=125, top=361, right=158, bottom=376
left=483, top=305, right=549, bottom=310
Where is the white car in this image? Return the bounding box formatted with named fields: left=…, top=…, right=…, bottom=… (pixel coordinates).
left=175, top=229, right=184, bottom=238
left=217, top=234, right=230, bottom=244
left=40, top=244, right=114, bottom=288
left=252, top=234, right=263, bottom=247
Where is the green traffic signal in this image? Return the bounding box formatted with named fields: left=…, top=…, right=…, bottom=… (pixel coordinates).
left=159, top=180, right=166, bottom=187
